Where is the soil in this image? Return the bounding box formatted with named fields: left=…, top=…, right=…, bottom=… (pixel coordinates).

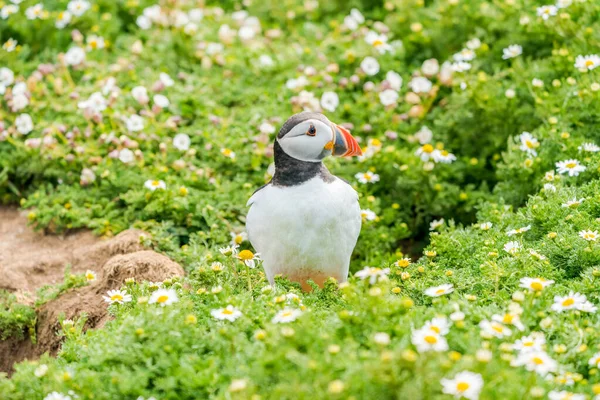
left=0, top=207, right=185, bottom=374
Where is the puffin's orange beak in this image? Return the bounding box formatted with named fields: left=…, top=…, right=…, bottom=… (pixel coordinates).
left=332, top=124, right=362, bottom=157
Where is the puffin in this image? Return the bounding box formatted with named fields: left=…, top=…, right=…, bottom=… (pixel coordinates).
left=246, top=112, right=363, bottom=291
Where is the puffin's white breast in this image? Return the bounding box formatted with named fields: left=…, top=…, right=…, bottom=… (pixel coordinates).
left=246, top=177, right=361, bottom=287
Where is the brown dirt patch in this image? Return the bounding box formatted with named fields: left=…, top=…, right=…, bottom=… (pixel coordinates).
left=0, top=207, right=184, bottom=374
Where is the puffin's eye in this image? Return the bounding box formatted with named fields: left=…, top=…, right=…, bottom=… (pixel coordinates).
left=306, top=125, right=316, bottom=136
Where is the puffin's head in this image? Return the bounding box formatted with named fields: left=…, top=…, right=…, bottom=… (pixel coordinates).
left=276, top=112, right=362, bottom=162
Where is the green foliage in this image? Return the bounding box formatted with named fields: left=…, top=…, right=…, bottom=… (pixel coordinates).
left=0, top=291, right=36, bottom=342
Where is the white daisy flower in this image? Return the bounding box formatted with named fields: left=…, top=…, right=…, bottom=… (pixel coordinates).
left=579, top=230, right=598, bottom=241
left=411, top=328, right=449, bottom=352
left=502, top=44, right=523, bottom=60
left=492, top=313, right=524, bottom=331
left=424, top=284, right=454, bottom=297
left=415, top=144, right=441, bottom=162
left=578, top=142, right=600, bottom=152
left=551, top=292, right=592, bottom=312
left=1, top=5, right=19, bottom=20
left=354, top=266, right=390, bottom=285
left=131, top=86, right=149, bottom=104
left=118, top=149, right=135, bottom=164
left=230, top=231, right=248, bottom=245
left=67, top=0, right=90, bottom=17
left=360, top=209, right=377, bottom=221
left=506, top=225, right=531, bottom=236
left=503, top=241, right=521, bottom=255
left=237, top=250, right=261, bottom=268
left=43, top=392, right=72, bottom=400
left=379, top=89, right=398, bottom=106
left=355, top=171, right=380, bottom=184
left=144, top=179, right=166, bottom=191
left=574, top=55, right=600, bottom=71
left=430, top=218, right=445, bottom=231
left=511, top=351, right=557, bottom=376
left=25, top=3, right=43, bottom=20
left=453, top=48, right=476, bottom=62
left=64, top=46, right=86, bottom=66
left=589, top=352, right=600, bottom=368
left=272, top=308, right=302, bottom=323
left=386, top=70, right=403, bottom=91
left=365, top=31, right=392, bottom=54
left=360, top=56, right=380, bottom=76
left=320, top=91, right=339, bottom=112
left=519, top=132, right=539, bottom=156
left=102, top=289, right=132, bottom=304
left=86, top=35, right=105, bottom=51
left=173, top=133, right=191, bottom=151
left=77, top=92, right=107, bottom=113
left=480, top=222, right=492, bottom=230
left=548, top=391, right=585, bottom=400
left=148, top=288, right=179, bottom=307
left=440, top=371, right=484, bottom=400
left=513, top=332, right=546, bottom=353
left=211, top=305, right=242, bottom=322
left=221, top=148, right=236, bottom=159
left=124, top=115, right=145, bottom=132
left=55, top=11, right=72, bottom=29
left=561, top=198, right=584, bottom=208
left=479, top=320, right=512, bottom=339
left=536, top=5, right=557, bottom=20
left=84, top=270, right=97, bottom=282
left=423, top=317, right=451, bottom=336
left=409, top=77, right=433, bottom=93
left=415, top=126, right=433, bottom=144
left=15, top=114, right=33, bottom=135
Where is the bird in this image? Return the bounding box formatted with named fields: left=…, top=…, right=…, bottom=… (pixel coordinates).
left=246, top=112, right=363, bottom=291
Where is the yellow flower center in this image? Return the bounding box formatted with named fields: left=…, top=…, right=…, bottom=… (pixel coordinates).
left=430, top=326, right=441, bottom=334
left=492, top=324, right=504, bottom=333
left=532, top=357, right=544, bottom=365
left=586, top=60, right=595, bottom=67
left=530, top=281, right=543, bottom=291
left=222, top=308, right=234, bottom=315
left=156, top=295, right=169, bottom=303
left=371, top=139, right=381, bottom=147
left=363, top=173, right=372, bottom=180
left=456, top=382, right=470, bottom=392
left=524, top=341, right=534, bottom=347
left=562, top=298, right=575, bottom=307
left=282, top=311, right=293, bottom=318
left=397, top=259, right=410, bottom=267
left=152, top=180, right=160, bottom=186
left=424, top=335, right=438, bottom=344
left=525, top=140, right=535, bottom=148
left=422, top=144, right=434, bottom=153
left=238, top=250, right=254, bottom=261
left=503, top=314, right=514, bottom=324
left=234, top=235, right=243, bottom=244
left=223, top=149, right=232, bottom=156
left=584, top=233, right=596, bottom=239
left=435, top=289, right=445, bottom=295
left=90, top=40, right=98, bottom=49
left=110, top=294, right=123, bottom=302
left=85, top=273, right=94, bottom=280
left=565, top=162, right=577, bottom=169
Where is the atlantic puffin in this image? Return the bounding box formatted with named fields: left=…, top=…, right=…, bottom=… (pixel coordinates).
left=246, top=112, right=363, bottom=291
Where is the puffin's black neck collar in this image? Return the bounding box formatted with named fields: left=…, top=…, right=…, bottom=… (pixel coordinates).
left=271, top=141, right=334, bottom=187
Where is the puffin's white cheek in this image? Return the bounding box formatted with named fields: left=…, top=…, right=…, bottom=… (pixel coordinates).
left=280, top=136, right=329, bottom=162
